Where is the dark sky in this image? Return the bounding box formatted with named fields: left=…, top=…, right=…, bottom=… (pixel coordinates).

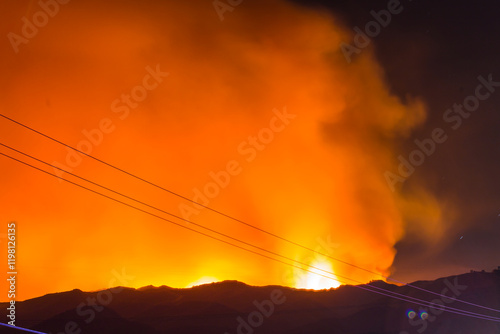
left=296, top=0, right=500, bottom=281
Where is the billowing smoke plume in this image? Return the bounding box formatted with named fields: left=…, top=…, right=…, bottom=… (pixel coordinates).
left=0, top=0, right=441, bottom=299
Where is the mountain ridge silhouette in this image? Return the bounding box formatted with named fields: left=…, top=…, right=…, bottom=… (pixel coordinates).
left=1, top=271, right=499, bottom=333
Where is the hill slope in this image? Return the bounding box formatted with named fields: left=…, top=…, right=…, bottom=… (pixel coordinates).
left=1, top=272, right=499, bottom=334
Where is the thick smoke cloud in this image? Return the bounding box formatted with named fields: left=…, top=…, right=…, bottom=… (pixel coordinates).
left=0, top=0, right=443, bottom=299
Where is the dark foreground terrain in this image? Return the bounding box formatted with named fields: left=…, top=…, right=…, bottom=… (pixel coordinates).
left=1, top=271, right=499, bottom=334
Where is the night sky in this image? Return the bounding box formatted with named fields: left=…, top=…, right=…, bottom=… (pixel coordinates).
left=1, top=0, right=499, bottom=301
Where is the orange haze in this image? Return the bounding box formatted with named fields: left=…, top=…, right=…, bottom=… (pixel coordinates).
left=0, top=0, right=440, bottom=301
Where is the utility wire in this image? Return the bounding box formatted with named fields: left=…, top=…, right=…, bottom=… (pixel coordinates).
left=3, top=142, right=499, bottom=321
left=1, top=113, right=499, bottom=315
left=0, top=321, right=47, bottom=333
left=1, top=148, right=499, bottom=322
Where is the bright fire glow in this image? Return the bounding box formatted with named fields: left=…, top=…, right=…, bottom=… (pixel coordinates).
left=294, top=259, right=341, bottom=290
left=186, top=276, right=220, bottom=288
left=0, top=0, right=443, bottom=301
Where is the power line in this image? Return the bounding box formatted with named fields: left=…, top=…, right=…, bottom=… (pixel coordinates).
left=1, top=148, right=499, bottom=322
left=4, top=143, right=500, bottom=321
left=0, top=322, right=47, bottom=333
left=1, top=113, right=499, bottom=315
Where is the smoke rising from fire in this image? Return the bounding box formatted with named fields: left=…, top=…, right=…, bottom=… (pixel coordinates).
left=0, top=0, right=443, bottom=299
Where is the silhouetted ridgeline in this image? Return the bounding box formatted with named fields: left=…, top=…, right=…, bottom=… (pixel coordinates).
left=1, top=271, right=499, bottom=334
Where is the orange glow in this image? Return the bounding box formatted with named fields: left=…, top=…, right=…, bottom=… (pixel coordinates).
left=186, top=276, right=221, bottom=288
left=0, top=0, right=441, bottom=301
left=294, top=259, right=341, bottom=290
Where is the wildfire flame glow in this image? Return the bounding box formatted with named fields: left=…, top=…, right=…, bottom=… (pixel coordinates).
left=294, top=259, right=342, bottom=290
left=186, top=276, right=220, bottom=288
left=0, top=0, right=445, bottom=301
